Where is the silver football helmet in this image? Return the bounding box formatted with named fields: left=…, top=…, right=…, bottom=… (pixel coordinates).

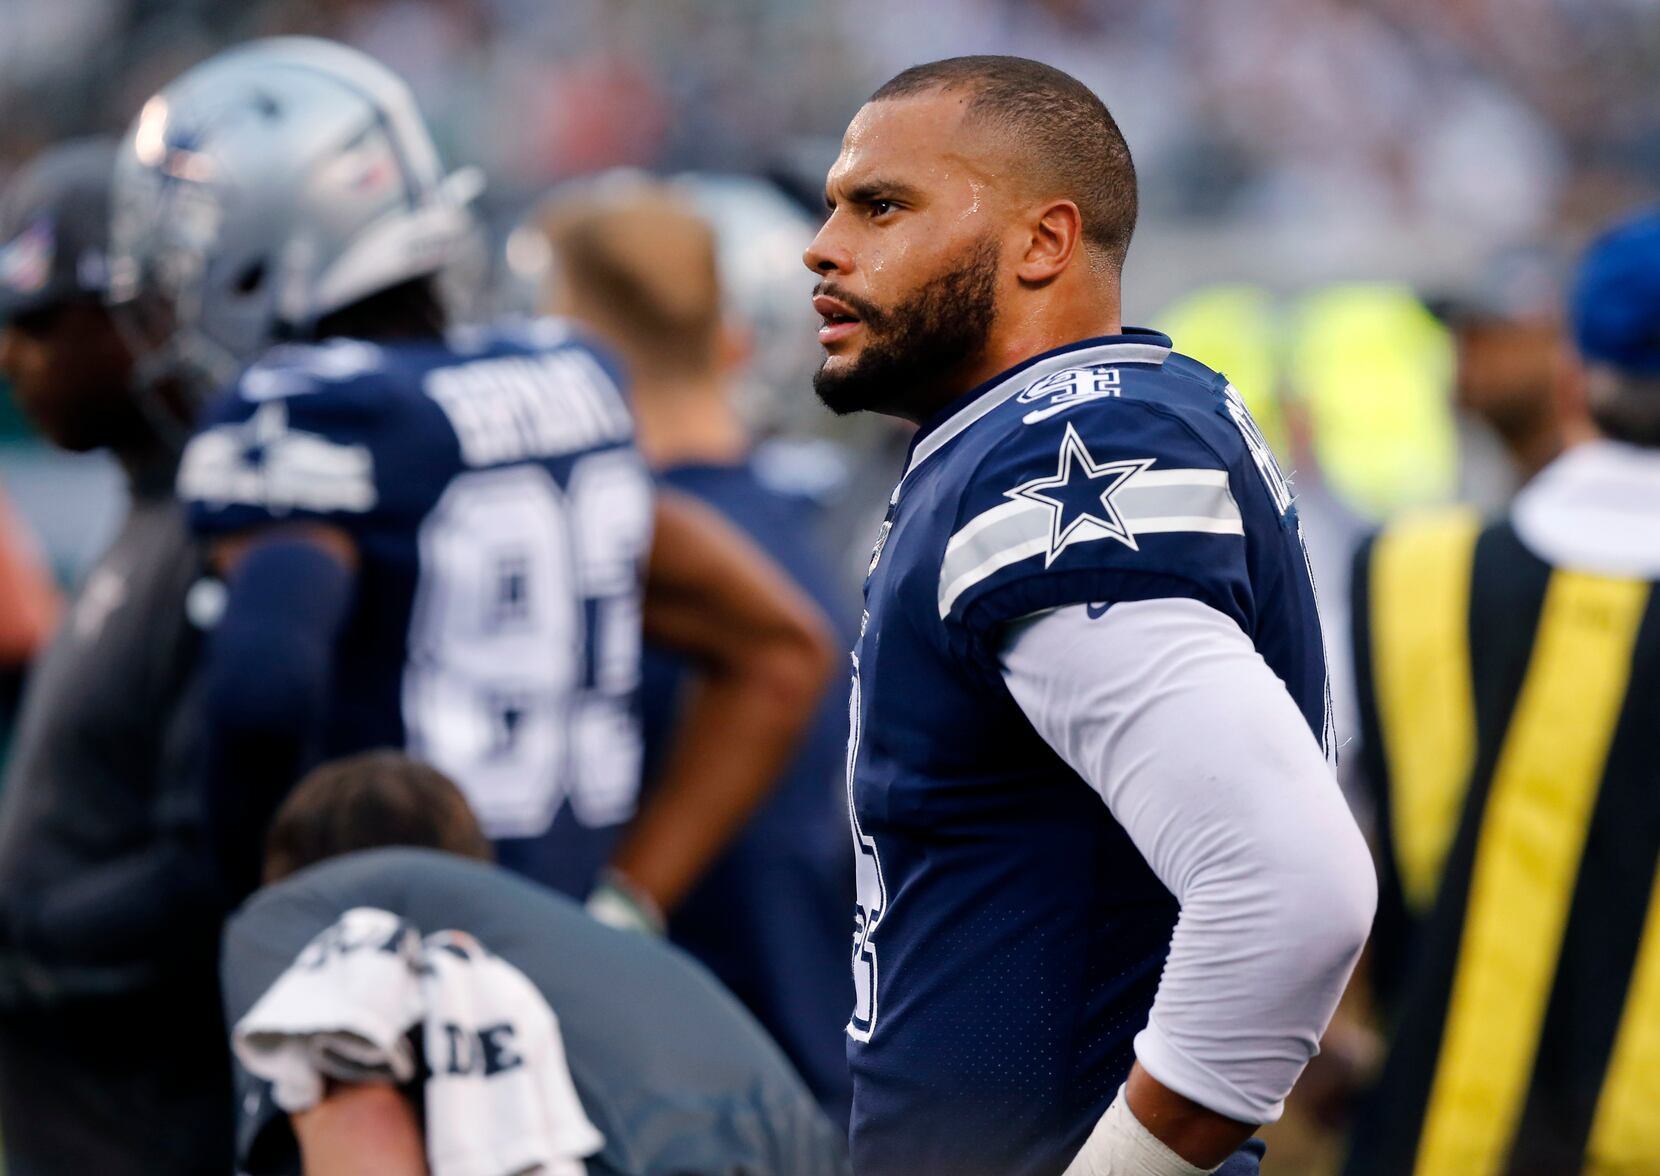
left=107, top=36, right=480, bottom=399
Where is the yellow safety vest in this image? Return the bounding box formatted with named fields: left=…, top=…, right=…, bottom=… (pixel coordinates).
left=1349, top=510, right=1660, bottom=1176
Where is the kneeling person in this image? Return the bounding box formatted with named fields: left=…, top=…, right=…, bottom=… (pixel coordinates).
left=222, top=751, right=849, bottom=1176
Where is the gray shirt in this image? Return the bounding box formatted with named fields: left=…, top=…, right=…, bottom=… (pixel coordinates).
left=0, top=454, right=219, bottom=998
left=222, top=849, right=851, bottom=1176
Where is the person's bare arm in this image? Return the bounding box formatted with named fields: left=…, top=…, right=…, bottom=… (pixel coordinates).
left=1123, top=1064, right=1254, bottom=1169
left=291, top=1083, right=427, bottom=1176
left=0, top=488, right=59, bottom=665
left=608, top=489, right=838, bottom=916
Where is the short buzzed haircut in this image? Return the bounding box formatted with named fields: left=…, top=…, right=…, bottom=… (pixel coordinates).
left=539, top=185, right=723, bottom=377
left=263, top=750, right=493, bottom=883
left=870, top=56, right=1138, bottom=269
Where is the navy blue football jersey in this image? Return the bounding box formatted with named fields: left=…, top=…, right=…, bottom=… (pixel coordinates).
left=845, top=329, right=1330, bottom=1176
left=637, top=459, right=856, bottom=1129
left=178, top=320, right=654, bottom=897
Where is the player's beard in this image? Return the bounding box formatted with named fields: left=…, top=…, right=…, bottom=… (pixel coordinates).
left=813, top=236, right=1001, bottom=419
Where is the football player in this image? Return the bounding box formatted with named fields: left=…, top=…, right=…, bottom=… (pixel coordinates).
left=807, top=57, right=1375, bottom=1175
left=108, top=38, right=834, bottom=921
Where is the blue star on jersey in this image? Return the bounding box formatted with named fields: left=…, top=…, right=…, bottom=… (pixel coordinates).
left=844, top=329, right=1330, bottom=1176
left=1005, top=422, right=1151, bottom=563
left=178, top=399, right=378, bottom=516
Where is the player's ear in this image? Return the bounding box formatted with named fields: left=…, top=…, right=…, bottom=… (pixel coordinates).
left=1015, top=199, right=1083, bottom=286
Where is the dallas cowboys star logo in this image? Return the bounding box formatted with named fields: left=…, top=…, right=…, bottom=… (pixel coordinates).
left=1006, top=423, right=1152, bottom=565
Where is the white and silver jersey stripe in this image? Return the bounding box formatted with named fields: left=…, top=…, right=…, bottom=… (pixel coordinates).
left=937, top=466, right=1241, bottom=618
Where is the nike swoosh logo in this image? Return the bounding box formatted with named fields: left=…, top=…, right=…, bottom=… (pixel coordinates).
left=1086, top=601, right=1110, bottom=619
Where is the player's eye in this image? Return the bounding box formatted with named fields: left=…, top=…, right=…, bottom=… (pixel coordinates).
left=869, top=199, right=897, bottom=219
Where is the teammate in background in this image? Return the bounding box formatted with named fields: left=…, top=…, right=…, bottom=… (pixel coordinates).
left=1425, top=245, right=1590, bottom=497
left=0, top=140, right=233, bottom=1174
left=538, top=183, right=855, bottom=1126
left=1348, top=210, right=1660, bottom=1174
left=222, top=751, right=850, bottom=1176
left=109, top=39, right=834, bottom=919
left=807, top=57, right=1374, bottom=1176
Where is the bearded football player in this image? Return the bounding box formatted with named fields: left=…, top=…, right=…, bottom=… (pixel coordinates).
left=810, top=56, right=1375, bottom=1176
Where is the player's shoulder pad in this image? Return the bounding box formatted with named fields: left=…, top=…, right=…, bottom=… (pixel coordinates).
left=179, top=340, right=398, bottom=524
left=938, top=383, right=1248, bottom=628
left=232, top=338, right=392, bottom=403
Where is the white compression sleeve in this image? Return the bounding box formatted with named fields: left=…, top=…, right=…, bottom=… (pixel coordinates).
left=1000, top=598, right=1375, bottom=1125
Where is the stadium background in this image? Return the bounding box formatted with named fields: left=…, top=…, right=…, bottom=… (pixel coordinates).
left=2, top=1, right=1659, bottom=1172
left=7, top=0, right=1659, bottom=583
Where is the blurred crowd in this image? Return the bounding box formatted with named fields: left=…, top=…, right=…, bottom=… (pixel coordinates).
left=4, top=0, right=1658, bottom=584
left=4, top=0, right=1658, bottom=241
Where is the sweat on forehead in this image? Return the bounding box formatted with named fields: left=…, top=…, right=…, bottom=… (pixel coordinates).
left=864, top=55, right=1138, bottom=264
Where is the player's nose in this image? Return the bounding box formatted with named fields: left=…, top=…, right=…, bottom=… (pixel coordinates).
left=803, top=220, right=852, bottom=277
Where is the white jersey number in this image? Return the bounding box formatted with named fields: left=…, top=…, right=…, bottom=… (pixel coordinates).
left=847, top=640, right=889, bottom=1042
left=403, top=455, right=651, bottom=839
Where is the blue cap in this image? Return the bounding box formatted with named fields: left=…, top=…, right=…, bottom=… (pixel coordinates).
left=1572, top=208, right=1660, bottom=377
